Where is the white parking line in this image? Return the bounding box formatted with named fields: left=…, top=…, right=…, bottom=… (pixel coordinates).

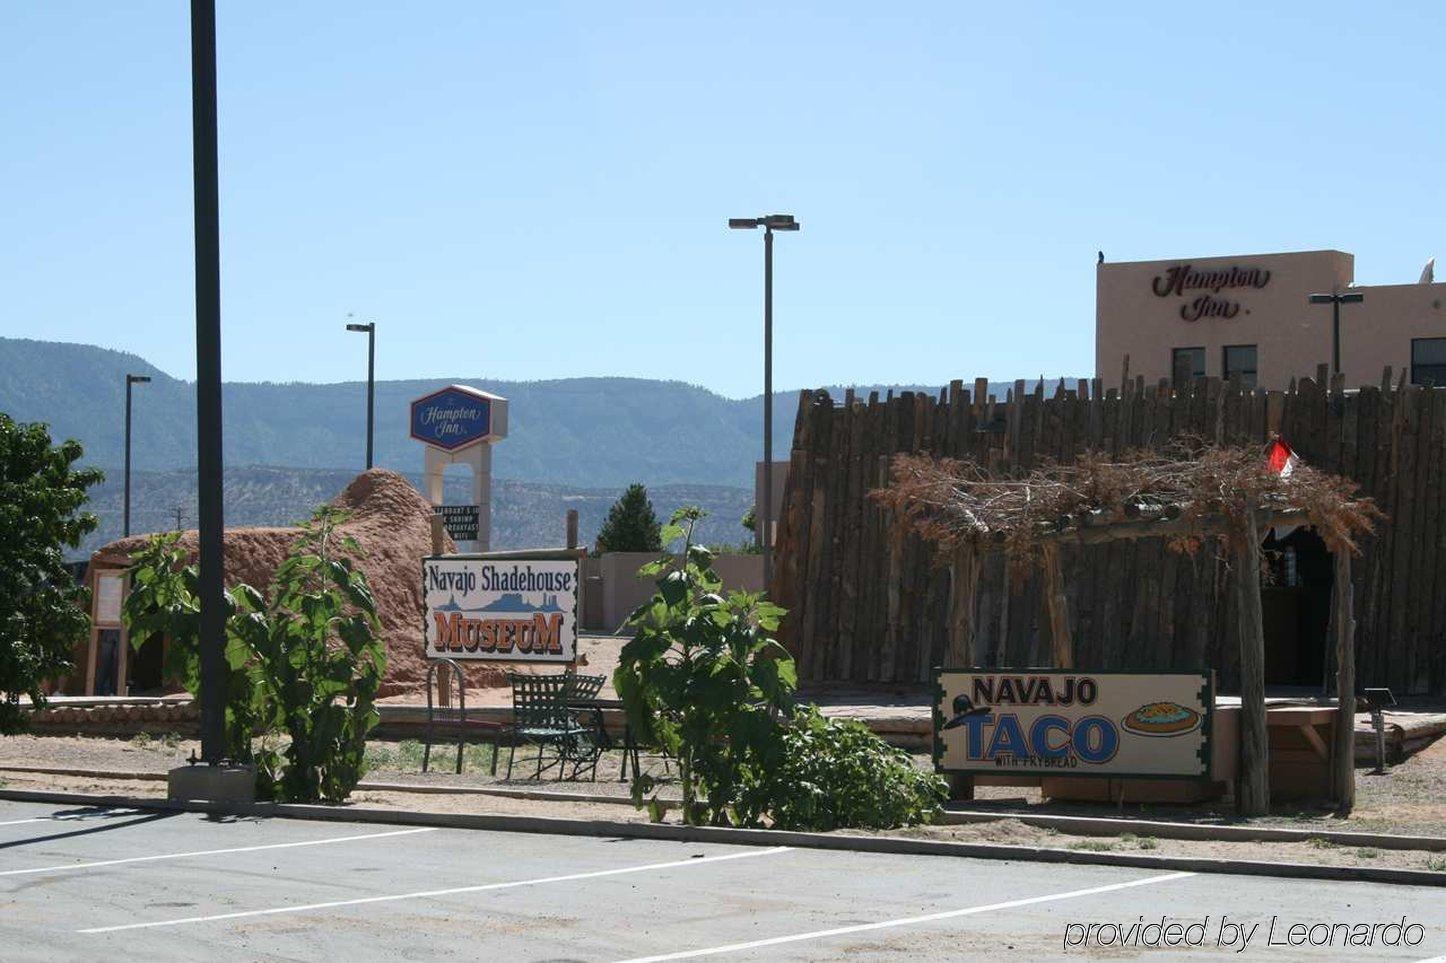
left=613, top=870, right=1196, bottom=962
left=79, top=845, right=792, bottom=933
left=5, top=826, right=436, bottom=877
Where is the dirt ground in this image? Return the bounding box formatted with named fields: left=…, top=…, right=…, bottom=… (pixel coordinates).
left=2, top=732, right=1443, bottom=876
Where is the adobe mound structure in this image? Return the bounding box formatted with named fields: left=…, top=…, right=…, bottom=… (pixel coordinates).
left=91, top=468, right=513, bottom=698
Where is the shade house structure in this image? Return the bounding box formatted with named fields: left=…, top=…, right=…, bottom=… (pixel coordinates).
left=871, top=441, right=1379, bottom=816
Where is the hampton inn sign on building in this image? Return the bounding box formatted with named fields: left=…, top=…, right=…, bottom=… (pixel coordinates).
left=1096, top=249, right=1446, bottom=389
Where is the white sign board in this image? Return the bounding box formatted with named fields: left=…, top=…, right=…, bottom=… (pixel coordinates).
left=96, top=573, right=125, bottom=624
left=423, top=555, right=578, bottom=662
left=934, top=670, right=1211, bottom=779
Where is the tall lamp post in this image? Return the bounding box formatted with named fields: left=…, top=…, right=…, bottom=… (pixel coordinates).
left=346, top=320, right=376, bottom=469
left=1308, top=289, right=1365, bottom=379
left=729, top=213, right=800, bottom=593
left=191, top=0, right=226, bottom=766
left=123, top=374, right=151, bottom=537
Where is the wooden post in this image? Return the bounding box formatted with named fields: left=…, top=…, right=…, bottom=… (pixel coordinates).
left=1235, top=506, right=1270, bottom=816
left=1332, top=550, right=1356, bottom=811
left=945, top=545, right=979, bottom=667
left=945, top=545, right=978, bottom=802
left=1040, top=542, right=1072, bottom=668
left=430, top=514, right=450, bottom=708
left=566, top=509, right=579, bottom=551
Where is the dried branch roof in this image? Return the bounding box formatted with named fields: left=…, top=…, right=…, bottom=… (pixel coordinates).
left=870, top=442, right=1380, bottom=564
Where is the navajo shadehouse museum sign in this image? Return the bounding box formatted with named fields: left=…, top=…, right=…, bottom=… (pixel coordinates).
left=423, top=554, right=578, bottom=662
left=934, top=670, right=1212, bottom=778
left=435, top=504, right=480, bottom=542
left=410, top=385, right=496, bottom=451
left=1150, top=263, right=1272, bottom=323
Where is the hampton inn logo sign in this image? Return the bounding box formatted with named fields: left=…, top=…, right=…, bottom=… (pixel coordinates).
left=934, top=670, right=1212, bottom=778
left=423, top=554, right=578, bottom=662
left=1150, top=263, right=1272, bottom=323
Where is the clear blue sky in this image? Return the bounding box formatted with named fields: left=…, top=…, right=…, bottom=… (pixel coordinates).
left=3, top=2, right=1442, bottom=398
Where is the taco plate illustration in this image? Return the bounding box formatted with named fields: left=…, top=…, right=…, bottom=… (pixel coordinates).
left=1120, top=701, right=1201, bottom=737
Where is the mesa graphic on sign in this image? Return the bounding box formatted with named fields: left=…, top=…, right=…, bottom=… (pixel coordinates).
left=423, top=555, right=578, bottom=662
left=934, top=670, right=1211, bottom=779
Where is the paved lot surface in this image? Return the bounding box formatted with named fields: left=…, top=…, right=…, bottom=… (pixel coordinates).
left=2, top=799, right=1443, bottom=961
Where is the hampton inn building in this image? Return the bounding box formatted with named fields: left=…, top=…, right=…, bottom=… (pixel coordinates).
left=1096, top=249, right=1446, bottom=389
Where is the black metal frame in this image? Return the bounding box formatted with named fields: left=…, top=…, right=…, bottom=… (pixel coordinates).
left=503, top=672, right=590, bottom=781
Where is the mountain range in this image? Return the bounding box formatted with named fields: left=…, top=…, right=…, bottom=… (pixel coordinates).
left=0, top=337, right=1079, bottom=557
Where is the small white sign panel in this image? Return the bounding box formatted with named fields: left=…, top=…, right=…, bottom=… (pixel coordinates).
left=423, top=556, right=577, bottom=662
left=935, top=670, right=1211, bottom=779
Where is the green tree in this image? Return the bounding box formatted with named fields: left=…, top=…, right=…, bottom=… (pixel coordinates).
left=124, top=509, right=385, bottom=802
left=595, top=482, right=662, bottom=553
left=0, top=415, right=102, bottom=734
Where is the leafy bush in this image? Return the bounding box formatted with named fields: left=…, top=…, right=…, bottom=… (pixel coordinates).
left=595, top=483, right=662, bottom=553
left=616, top=507, right=945, bottom=830
left=744, top=705, right=945, bottom=831
left=123, top=509, right=384, bottom=802
left=0, top=415, right=102, bottom=733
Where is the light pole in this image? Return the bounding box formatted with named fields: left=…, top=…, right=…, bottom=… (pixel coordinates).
left=346, top=319, right=376, bottom=469
left=191, top=0, right=226, bottom=765
left=729, top=213, right=800, bottom=593
left=1308, top=289, right=1365, bottom=379
left=123, top=374, right=151, bottom=537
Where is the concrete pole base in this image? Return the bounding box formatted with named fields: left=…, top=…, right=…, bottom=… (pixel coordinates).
left=168, top=764, right=257, bottom=803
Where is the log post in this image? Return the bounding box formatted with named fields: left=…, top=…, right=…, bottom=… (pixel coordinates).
left=1040, top=542, right=1072, bottom=669
left=430, top=514, right=451, bottom=708
left=1234, top=506, right=1269, bottom=816
left=566, top=509, right=579, bottom=550
left=944, top=545, right=979, bottom=802
left=946, top=545, right=979, bottom=667
left=1331, top=550, right=1356, bottom=811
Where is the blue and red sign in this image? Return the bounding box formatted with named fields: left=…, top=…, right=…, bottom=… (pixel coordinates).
left=410, top=386, right=493, bottom=451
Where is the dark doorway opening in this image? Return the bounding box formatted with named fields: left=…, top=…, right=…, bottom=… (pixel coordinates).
left=128, top=635, right=165, bottom=694
left=1261, top=527, right=1333, bottom=688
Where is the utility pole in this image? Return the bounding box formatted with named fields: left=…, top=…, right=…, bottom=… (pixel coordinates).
left=123, top=374, right=150, bottom=537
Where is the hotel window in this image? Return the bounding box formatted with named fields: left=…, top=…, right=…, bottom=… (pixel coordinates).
left=1171, top=346, right=1205, bottom=383
left=1222, top=344, right=1258, bottom=387
left=1412, top=338, right=1446, bottom=386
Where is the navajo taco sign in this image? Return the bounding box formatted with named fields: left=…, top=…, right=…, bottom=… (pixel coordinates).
left=423, top=555, right=578, bottom=662
left=934, top=670, right=1212, bottom=779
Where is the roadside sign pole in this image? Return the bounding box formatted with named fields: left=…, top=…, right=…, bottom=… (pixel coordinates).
left=191, top=0, right=226, bottom=765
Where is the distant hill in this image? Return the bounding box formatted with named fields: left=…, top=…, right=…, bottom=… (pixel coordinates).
left=0, top=338, right=1080, bottom=488
left=76, top=466, right=754, bottom=560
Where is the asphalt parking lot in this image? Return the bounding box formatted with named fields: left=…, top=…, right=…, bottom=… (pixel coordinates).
left=1, top=799, right=1443, bottom=961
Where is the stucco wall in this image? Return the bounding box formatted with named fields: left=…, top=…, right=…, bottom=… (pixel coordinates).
left=592, top=551, right=765, bottom=632
left=1096, top=249, right=1446, bottom=388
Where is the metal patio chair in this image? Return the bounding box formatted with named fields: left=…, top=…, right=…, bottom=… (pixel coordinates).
left=562, top=671, right=607, bottom=781
left=503, top=672, right=590, bottom=781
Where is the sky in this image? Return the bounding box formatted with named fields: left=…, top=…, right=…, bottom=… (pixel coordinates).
left=2, top=2, right=1443, bottom=399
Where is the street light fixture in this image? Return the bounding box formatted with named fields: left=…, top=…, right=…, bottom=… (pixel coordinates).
left=1308, top=290, right=1365, bottom=379
left=123, top=374, right=151, bottom=537
left=729, top=213, right=801, bottom=593
left=346, top=319, right=376, bottom=469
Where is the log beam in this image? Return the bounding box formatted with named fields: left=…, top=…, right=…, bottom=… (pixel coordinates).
left=1235, top=505, right=1270, bottom=816
left=1332, top=550, right=1356, bottom=811
left=1040, top=542, right=1072, bottom=668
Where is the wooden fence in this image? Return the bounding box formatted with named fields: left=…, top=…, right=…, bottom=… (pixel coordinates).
left=772, top=370, right=1446, bottom=695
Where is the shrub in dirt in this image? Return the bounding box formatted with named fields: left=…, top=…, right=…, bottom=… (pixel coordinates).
left=124, top=509, right=384, bottom=802
left=743, top=705, right=946, bottom=831
left=0, top=415, right=102, bottom=733
left=615, top=507, right=945, bottom=830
